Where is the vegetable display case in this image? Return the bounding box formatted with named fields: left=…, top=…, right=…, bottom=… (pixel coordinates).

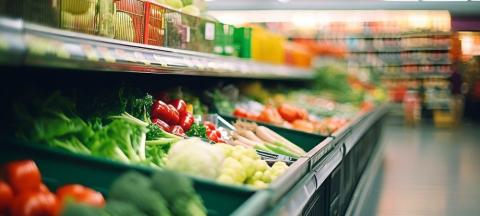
left=0, top=16, right=390, bottom=216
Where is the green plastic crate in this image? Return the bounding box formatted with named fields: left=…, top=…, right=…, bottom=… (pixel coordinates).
left=0, top=141, right=257, bottom=216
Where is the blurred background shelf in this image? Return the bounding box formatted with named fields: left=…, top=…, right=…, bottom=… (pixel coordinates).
left=0, top=17, right=313, bottom=80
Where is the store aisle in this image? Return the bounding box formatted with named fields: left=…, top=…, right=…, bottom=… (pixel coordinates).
left=372, top=118, right=480, bottom=216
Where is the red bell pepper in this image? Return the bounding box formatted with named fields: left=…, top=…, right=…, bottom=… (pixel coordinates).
left=170, top=99, right=187, bottom=117
left=152, top=118, right=171, bottom=132
left=179, top=112, right=194, bottom=131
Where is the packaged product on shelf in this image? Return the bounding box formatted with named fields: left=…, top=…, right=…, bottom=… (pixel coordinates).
left=234, top=27, right=253, bottom=59
left=114, top=0, right=145, bottom=43
left=144, top=1, right=166, bottom=46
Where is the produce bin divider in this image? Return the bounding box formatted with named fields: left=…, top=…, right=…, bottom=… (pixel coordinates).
left=268, top=157, right=310, bottom=205
left=231, top=190, right=272, bottom=216
left=307, top=137, right=335, bottom=170
left=264, top=173, right=317, bottom=216
left=313, top=144, right=343, bottom=188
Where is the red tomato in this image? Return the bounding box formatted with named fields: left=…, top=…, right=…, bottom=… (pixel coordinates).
left=210, top=130, right=222, bottom=138
left=296, top=108, right=309, bottom=120
left=179, top=112, right=194, bottom=131
left=10, top=191, right=56, bottom=216
left=233, top=107, right=249, bottom=118
left=0, top=181, right=14, bottom=214
left=4, top=160, right=42, bottom=194
left=171, top=125, right=185, bottom=136
left=203, top=121, right=216, bottom=130
left=38, top=184, right=50, bottom=193
left=56, top=184, right=105, bottom=213
left=169, top=99, right=187, bottom=117
left=152, top=118, right=171, bottom=132
left=277, top=104, right=299, bottom=122
left=207, top=132, right=219, bottom=142
left=166, top=105, right=180, bottom=125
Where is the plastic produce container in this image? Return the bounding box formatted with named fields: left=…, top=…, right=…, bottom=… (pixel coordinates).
left=114, top=0, right=145, bottom=43
left=0, top=141, right=258, bottom=216
left=143, top=1, right=166, bottom=46
left=164, top=7, right=215, bottom=53
left=5, top=0, right=59, bottom=28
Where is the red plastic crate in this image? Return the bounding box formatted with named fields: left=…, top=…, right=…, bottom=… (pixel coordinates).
left=144, top=2, right=166, bottom=46
left=115, top=0, right=145, bottom=43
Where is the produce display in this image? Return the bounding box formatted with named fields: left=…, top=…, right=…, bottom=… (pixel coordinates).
left=10, top=86, right=307, bottom=189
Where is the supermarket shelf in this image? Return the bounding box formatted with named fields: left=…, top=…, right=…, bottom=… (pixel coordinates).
left=0, top=17, right=313, bottom=80
left=380, top=72, right=451, bottom=79
left=350, top=47, right=450, bottom=53
left=357, top=62, right=451, bottom=67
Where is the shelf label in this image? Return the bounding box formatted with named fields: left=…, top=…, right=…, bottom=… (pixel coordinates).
left=205, top=22, right=215, bottom=41
left=82, top=45, right=99, bottom=62
left=97, top=47, right=116, bottom=63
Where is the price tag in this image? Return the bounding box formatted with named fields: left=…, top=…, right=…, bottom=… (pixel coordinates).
left=205, top=22, right=215, bottom=41
left=134, top=51, right=150, bottom=65
left=97, top=47, right=116, bottom=63
left=82, top=45, right=100, bottom=62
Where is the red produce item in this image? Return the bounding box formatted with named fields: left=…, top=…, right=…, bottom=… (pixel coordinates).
left=179, top=112, right=194, bottom=131
left=292, top=120, right=315, bottom=133
left=233, top=107, right=249, bottom=118
left=166, top=105, right=180, bottom=125
left=257, top=106, right=284, bottom=125
left=56, top=184, right=105, bottom=214
left=207, top=131, right=220, bottom=142
left=170, top=99, right=187, bottom=117
left=203, top=121, right=216, bottom=130
left=0, top=181, right=13, bottom=214
left=151, top=100, right=170, bottom=120
left=171, top=125, right=185, bottom=136
left=152, top=118, right=172, bottom=132
left=277, top=104, right=298, bottom=122
left=4, top=160, right=42, bottom=194
left=10, top=191, right=56, bottom=216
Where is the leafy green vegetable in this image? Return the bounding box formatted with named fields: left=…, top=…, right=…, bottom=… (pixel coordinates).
left=185, top=123, right=207, bottom=139
left=62, top=203, right=108, bottom=216
left=151, top=171, right=207, bottom=216
left=105, top=200, right=147, bottom=216
left=109, top=172, right=172, bottom=216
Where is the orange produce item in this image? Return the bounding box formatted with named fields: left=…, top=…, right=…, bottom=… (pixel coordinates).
left=257, top=106, right=284, bottom=125
left=292, top=120, right=315, bottom=133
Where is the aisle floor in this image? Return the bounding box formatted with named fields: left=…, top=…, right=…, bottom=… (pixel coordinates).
left=370, top=118, right=480, bottom=216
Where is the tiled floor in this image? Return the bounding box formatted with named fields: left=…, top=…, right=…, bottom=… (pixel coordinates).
left=370, top=118, right=480, bottom=216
